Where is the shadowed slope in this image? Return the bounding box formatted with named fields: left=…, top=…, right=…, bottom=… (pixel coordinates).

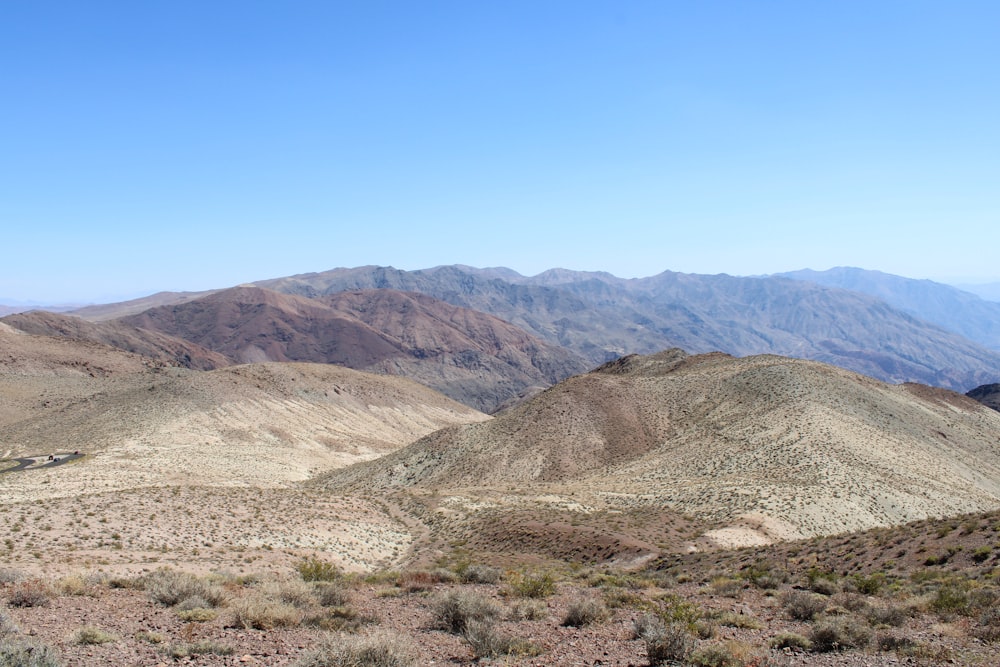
left=319, top=349, right=1000, bottom=541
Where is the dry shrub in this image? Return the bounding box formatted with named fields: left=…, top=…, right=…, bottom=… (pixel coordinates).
left=462, top=620, right=540, bottom=660
left=294, top=629, right=418, bottom=667
left=782, top=591, right=827, bottom=621
left=809, top=616, right=872, bottom=652
left=769, top=632, right=812, bottom=652
left=431, top=590, right=501, bottom=634
left=72, top=626, right=117, bottom=645
left=143, top=569, right=226, bottom=608
left=164, top=640, right=234, bottom=658
left=561, top=597, right=608, bottom=627
left=259, top=578, right=318, bottom=609
left=56, top=575, right=92, bottom=597
left=7, top=580, right=52, bottom=608
left=0, top=636, right=61, bottom=667
left=865, top=604, right=908, bottom=627
left=314, top=581, right=351, bottom=608
left=507, top=599, right=547, bottom=621
left=709, top=576, right=744, bottom=597
left=0, top=610, right=20, bottom=637
left=229, top=594, right=303, bottom=629
left=688, top=640, right=758, bottom=667
left=177, top=608, right=218, bottom=622
left=634, top=615, right=693, bottom=666
left=460, top=564, right=501, bottom=585
left=0, top=569, right=26, bottom=584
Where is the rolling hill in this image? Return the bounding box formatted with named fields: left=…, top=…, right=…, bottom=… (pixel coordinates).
left=319, top=349, right=1000, bottom=544
left=0, top=323, right=489, bottom=500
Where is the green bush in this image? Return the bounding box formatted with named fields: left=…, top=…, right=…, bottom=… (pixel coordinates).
left=72, top=626, right=117, bottom=645
left=503, top=571, right=556, bottom=599
left=297, top=557, right=342, bottom=582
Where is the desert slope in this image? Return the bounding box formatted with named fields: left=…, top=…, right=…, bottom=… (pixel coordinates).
left=0, top=324, right=488, bottom=500
left=319, top=349, right=1000, bottom=542
left=2, top=309, right=230, bottom=370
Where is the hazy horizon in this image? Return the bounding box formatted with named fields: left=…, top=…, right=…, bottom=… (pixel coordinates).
left=4, top=2, right=998, bottom=303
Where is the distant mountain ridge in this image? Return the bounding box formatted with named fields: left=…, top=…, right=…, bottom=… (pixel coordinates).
left=778, top=267, right=1000, bottom=351
left=254, top=265, right=1000, bottom=392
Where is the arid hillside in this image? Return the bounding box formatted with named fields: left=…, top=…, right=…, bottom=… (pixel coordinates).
left=115, top=285, right=587, bottom=412
left=0, top=325, right=488, bottom=501
left=320, top=349, right=1000, bottom=544
left=1, top=310, right=229, bottom=370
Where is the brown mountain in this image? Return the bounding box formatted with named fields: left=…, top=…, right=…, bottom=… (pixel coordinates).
left=967, top=383, right=1000, bottom=412
left=118, top=286, right=588, bottom=412
left=319, top=349, right=1000, bottom=543
left=1, top=310, right=229, bottom=370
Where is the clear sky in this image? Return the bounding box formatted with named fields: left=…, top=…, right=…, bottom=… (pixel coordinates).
left=2, top=1, right=998, bottom=303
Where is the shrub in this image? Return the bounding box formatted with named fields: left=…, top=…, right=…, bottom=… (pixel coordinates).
left=7, top=581, right=52, bottom=608
left=0, top=569, right=26, bottom=584
left=972, top=546, right=992, bottom=563
left=643, top=621, right=694, bottom=665
left=0, top=637, right=61, bottom=667
left=849, top=572, right=886, bottom=595
left=314, top=581, right=351, bottom=607
left=930, top=581, right=971, bottom=617
left=431, top=590, right=501, bottom=634
left=462, top=620, right=540, bottom=660
left=259, top=578, right=318, bottom=609
left=809, top=616, right=872, bottom=652
left=507, top=600, right=547, bottom=621
left=297, top=557, right=341, bottom=582
left=782, top=591, right=827, bottom=621
left=142, top=569, right=226, bottom=607
left=229, top=595, right=304, bottom=629
left=875, top=632, right=916, bottom=652
left=294, top=630, right=417, bottom=667
left=176, top=608, right=218, bottom=622
left=461, top=564, right=501, bottom=585
left=656, top=593, right=703, bottom=629
left=866, top=604, right=908, bottom=627
left=503, top=571, right=555, bottom=598
left=164, top=640, right=234, bottom=658
left=709, top=576, right=744, bottom=597
left=688, top=641, right=755, bottom=667
left=561, top=597, right=608, bottom=627
left=769, top=632, right=812, bottom=651
left=0, top=610, right=20, bottom=637
left=72, top=626, right=117, bottom=645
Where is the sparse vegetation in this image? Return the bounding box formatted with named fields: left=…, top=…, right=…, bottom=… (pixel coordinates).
left=431, top=590, right=501, bottom=633
left=294, top=630, right=417, bottom=667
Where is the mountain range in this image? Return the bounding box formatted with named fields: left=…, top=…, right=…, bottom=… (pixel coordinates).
left=5, top=265, right=1000, bottom=412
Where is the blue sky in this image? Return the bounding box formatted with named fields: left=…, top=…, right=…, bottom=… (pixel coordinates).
left=2, top=1, right=998, bottom=303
